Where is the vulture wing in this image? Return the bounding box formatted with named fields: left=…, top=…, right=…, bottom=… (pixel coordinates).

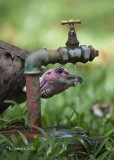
left=0, top=41, right=30, bottom=113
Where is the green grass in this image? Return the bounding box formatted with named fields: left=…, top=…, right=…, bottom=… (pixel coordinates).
left=0, top=62, right=114, bottom=159
left=0, top=127, right=113, bottom=159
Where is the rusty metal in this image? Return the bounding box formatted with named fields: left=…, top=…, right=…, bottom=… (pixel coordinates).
left=61, top=19, right=81, bottom=49
left=25, top=47, right=98, bottom=74
left=24, top=20, right=99, bottom=132
left=26, top=75, right=41, bottom=133
left=88, top=45, right=99, bottom=61
left=0, top=126, right=103, bottom=157
left=24, top=49, right=49, bottom=74
left=48, top=49, right=62, bottom=63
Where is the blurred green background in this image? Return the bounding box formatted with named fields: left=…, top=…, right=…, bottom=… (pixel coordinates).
left=0, top=0, right=114, bottom=52
left=0, top=0, right=114, bottom=134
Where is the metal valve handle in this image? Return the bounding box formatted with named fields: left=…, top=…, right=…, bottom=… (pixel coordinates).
left=61, top=19, right=81, bottom=25
left=61, top=19, right=81, bottom=48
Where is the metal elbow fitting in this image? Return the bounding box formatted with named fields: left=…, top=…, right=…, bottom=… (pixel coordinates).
left=24, top=49, right=49, bottom=74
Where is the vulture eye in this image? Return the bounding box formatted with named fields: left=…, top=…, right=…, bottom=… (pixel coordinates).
left=56, top=68, right=64, bottom=74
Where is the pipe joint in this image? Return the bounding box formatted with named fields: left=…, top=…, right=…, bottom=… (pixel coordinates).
left=59, top=45, right=97, bottom=64
left=24, top=45, right=98, bottom=75
left=59, top=47, right=69, bottom=62
left=24, top=49, right=49, bottom=74
left=80, top=45, right=90, bottom=60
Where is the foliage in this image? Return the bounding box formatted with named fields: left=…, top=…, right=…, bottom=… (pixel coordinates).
left=0, top=63, right=114, bottom=159
left=0, top=0, right=114, bottom=51
left=0, top=127, right=114, bottom=160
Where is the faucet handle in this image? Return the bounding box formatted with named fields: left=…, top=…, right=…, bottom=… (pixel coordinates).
left=61, top=19, right=81, bottom=26
left=61, top=19, right=81, bottom=48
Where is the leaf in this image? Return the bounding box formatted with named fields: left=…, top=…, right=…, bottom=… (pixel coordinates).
left=33, top=137, right=40, bottom=149
left=94, top=138, right=109, bottom=158
left=89, top=155, right=97, bottom=160
left=0, top=138, right=6, bottom=144
left=37, top=139, right=50, bottom=153
left=18, top=131, right=28, bottom=146
left=4, top=100, right=18, bottom=105
left=97, top=149, right=114, bottom=160
left=93, top=140, right=99, bottom=157
left=11, top=134, right=18, bottom=146
left=75, top=137, right=90, bottom=155
left=32, top=126, right=49, bottom=140
left=0, top=134, right=13, bottom=147
left=103, top=128, right=114, bottom=138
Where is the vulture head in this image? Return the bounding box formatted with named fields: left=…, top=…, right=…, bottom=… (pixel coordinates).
left=39, top=67, right=83, bottom=98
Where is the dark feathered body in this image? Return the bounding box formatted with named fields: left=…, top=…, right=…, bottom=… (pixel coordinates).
left=0, top=41, right=30, bottom=113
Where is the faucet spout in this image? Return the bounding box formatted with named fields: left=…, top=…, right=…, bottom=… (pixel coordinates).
left=24, top=46, right=98, bottom=74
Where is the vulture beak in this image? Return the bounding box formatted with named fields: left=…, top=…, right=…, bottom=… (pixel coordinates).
left=59, top=75, right=83, bottom=86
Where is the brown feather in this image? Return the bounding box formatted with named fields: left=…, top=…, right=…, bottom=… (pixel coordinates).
left=0, top=41, right=30, bottom=113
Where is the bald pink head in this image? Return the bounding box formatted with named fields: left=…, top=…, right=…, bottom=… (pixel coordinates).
left=40, top=67, right=83, bottom=98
